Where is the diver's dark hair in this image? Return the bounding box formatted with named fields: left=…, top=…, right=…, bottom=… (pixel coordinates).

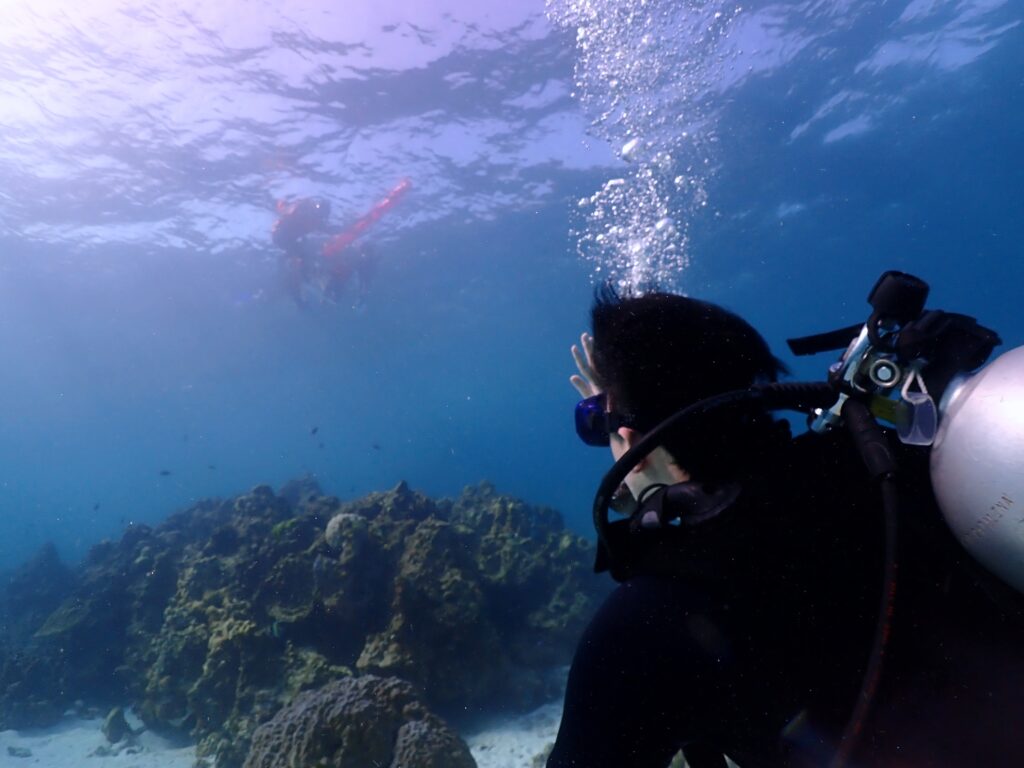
left=591, top=283, right=790, bottom=486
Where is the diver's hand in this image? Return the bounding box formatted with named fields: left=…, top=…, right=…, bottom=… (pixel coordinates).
left=570, top=332, right=600, bottom=398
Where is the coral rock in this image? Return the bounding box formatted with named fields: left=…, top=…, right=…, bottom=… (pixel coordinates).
left=102, top=706, right=131, bottom=743
left=242, top=675, right=474, bottom=768
left=0, top=479, right=604, bottom=767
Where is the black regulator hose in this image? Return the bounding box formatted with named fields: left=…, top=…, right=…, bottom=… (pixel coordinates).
left=592, top=381, right=837, bottom=552
left=830, top=398, right=900, bottom=768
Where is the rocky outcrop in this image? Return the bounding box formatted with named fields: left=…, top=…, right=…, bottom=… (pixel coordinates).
left=1, top=542, right=75, bottom=647
left=0, top=649, right=66, bottom=729
left=0, top=542, right=79, bottom=728
left=0, top=479, right=604, bottom=767
left=353, top=482, right=597, bottom=712
left=242, top=675, right=474, bottom=768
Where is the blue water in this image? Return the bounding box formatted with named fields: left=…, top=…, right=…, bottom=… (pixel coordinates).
left=0, top=0, right=1021, bottom=568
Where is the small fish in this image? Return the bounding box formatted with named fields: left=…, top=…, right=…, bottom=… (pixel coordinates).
left=208, top=464, right=217, bottom=470
left=92, top=502, right=100, bottom=511
left=159, top=470, right=172, bottom=476
left=310, top=426, right=319, bottom=436
left=318, top=442, right=324, bottom=449
left=371, top=443, right=381, bottom=451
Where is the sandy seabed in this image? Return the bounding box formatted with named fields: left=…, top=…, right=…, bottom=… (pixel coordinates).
left=465, top=699, right=562, bottom=768
left=0, top=699, right=563, bottom=768
left=0, top=716, right=197, bottom=768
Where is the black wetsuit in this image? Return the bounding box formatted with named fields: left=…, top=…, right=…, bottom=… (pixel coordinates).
left=548, top=431, right=1024, bottom=768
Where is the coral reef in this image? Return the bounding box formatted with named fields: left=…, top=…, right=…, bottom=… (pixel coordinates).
left=0, top=540, right=110, bottom=728
left=0, top=649, right=67, bottom=729
left=2, top=542, right=75, bottom=646
left=354, top=482, right=599, bottom=712
left=242, top=674, right=474, bottom=768
left=0, top=479, right=604, bottom=767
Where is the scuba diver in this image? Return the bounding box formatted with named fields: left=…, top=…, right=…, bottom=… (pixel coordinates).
left=271, top=179, right=410, bottom=307
left=549, top=274, right=1024, bottom=768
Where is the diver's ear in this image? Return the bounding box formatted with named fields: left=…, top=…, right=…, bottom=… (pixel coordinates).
left=616, top=427, right=649, bottom=471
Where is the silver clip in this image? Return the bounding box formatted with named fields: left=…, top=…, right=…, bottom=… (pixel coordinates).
left=897, top=367, right=937, bottom=446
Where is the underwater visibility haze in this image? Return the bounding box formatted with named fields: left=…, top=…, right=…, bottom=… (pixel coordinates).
left=0, top=0, right=1021, bottom=693
left=1, top=0, right=1023, bottom=765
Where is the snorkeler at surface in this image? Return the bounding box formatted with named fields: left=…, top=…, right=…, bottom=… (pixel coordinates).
left=271, top=179, right=410, bottom=307
left=272, top=197, right=331, bottom=304
left=549, top=283, right=1024, bottom=768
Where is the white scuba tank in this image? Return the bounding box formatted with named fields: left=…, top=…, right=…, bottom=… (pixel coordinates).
left=931, top=344, right=1024, bottom=593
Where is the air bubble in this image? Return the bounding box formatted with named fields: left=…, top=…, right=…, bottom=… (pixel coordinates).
left=546, top=0, right=734, bottom=291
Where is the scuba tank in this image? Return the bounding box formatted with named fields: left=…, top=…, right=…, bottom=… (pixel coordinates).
left=930, top=344, right=1024, bottom=593
left=786, top=270, right=1022, bottom=594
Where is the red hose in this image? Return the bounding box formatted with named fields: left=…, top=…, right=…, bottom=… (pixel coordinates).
left=322, top=179, right=411, bottom=259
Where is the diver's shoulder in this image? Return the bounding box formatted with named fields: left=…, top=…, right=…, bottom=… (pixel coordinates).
left=775, top=428, right=866, bottom=478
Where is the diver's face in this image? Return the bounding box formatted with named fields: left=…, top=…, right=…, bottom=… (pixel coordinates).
left=609, top=429, right=628, bottom=463
left=606, top=393, right=636, bottom=490
left=609, top=425, right=648, bottom=508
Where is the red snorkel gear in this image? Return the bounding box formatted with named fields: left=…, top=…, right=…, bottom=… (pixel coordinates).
left=322, top=178, right=411, bottom=259
left=272, top=180, right=410, bottom=256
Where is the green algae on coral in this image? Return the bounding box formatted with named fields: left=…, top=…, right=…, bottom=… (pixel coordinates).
left=1, top=480, right=605, bottom=767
